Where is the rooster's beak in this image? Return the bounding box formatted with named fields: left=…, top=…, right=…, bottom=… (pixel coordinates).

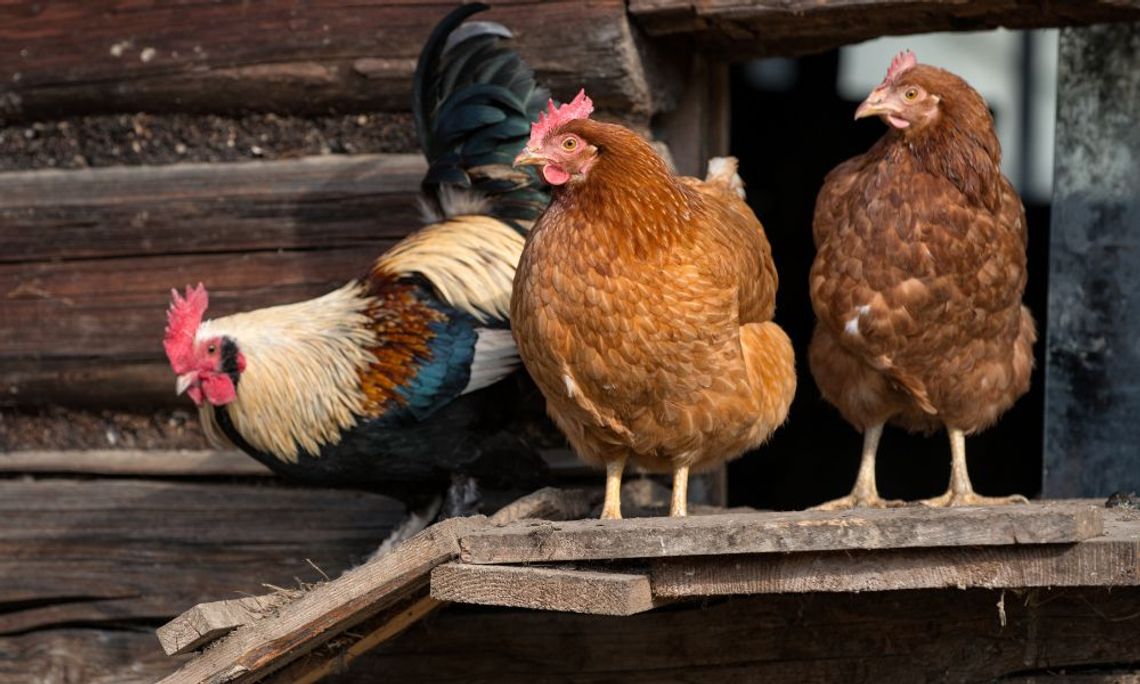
left=513, top=148, right=545, bottom=168
left=855, top=88, right=894, bottom=120
left=175, top=372, right=196, bottom=396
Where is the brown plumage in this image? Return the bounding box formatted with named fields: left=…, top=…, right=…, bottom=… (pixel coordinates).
left=511, top=93, right=795, bottom=518
left=809, top=51, right=1035, bottom=509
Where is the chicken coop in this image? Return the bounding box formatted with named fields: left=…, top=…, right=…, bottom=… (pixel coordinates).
left=2, top=2, right=1140, bottom=683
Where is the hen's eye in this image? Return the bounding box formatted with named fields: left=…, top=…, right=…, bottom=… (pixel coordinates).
left=207, top=344, right=217, bottom=354
left=904, top=88, right=919, bottom=101
left=561, top=137, right=578, bottom=151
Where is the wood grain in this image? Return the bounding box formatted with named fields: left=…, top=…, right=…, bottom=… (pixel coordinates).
left=157, top=516, right=489, bottom=684
left=0, top=450, right=273, bottom=477
left=0, top=1, right=670, bottom=124
left=157, top=592, right=299, bottom=657
left=652, top=509, right=1140, bottom=596
left=459, top=502, right=1105, bottom=564
left=0, top=478, right=402, bottom=635
left=629, top=0, right=1140, bottom=57
left=431, top=563, right=657, bottom=615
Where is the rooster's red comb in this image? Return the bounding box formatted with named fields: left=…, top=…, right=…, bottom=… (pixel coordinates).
left=164, top=283, right=208, bottom=373
left=883, top=50, right=918, bottom=85
left=527, top=89, right=594, bottom=149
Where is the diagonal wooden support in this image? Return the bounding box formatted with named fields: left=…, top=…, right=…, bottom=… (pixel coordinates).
left=157, top=592, right=300, bottom=657
left=156, top=516, right=488, bottom=684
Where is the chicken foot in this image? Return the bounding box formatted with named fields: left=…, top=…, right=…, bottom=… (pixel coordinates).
left=813, top=423, right=906, bottom=510
left=918, top=427, right=1029, bottom=507
left=670, top=464, right=690, bottom=517
left=601, top=456, right=626, bottom=519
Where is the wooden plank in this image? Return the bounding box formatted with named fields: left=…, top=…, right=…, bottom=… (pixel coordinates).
left=0, top=450, right=273, bottom=477
left=0, top=154, right=424, bottom=262
left=458, top=502, right=1105, bottom=565
left=0, top=629, right=185, bottom=684
left=652, top=510, right=1140, bottom=596
left=157, top=516, right=489, bottom=684
left=263, top=593, right=442, bottom=684
left=335, top=588, right=1140, bottom=683
left=0, top=479, right=402, bottom=634
left=0, top=1, right=669, bottom=124
left=1044, top=24, right=1140, bottom=498
left=431, top=564, right=656, bottom=616
left=157, top=592, right=299, bottom=657
left=629, top=1, right=1140, bottom=58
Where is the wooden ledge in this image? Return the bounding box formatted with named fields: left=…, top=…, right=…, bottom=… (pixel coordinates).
left=431, top=564, right=657, bottom=616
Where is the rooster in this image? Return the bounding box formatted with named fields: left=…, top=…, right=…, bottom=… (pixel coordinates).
left=809, top=51, right=1035, bottom=509
left=164, top=4, right=551, bottom=543
left=510, top=92, right=796, bottom=519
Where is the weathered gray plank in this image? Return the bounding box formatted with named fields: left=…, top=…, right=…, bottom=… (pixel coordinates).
left=0, top=450, right=272, bottom=477
left=1044, top=23, right=1140, bottom=498
left=0, top=629, right=185, bottom=684
left=0, top=1, right=670, bottom=124
left=157, top=516, right=489, bottom=684
left=459, top=502, right=1104, bottom=565
left=652, top=510, right=1140, bottom=596
left=629, top=1, right=1140, bottom=57
left=157, top=592, right=299, bottom=657
left=431, top=564, right=656, bottom=616
left=0, top=479, right=402, bottom=635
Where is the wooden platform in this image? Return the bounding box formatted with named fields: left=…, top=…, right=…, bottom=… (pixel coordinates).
left=153, top=497, right=1140, bottom=682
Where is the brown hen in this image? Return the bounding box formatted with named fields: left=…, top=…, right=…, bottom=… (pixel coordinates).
left=511, top=91, right=795, bottom=519
left=810, top=51, right=1036, bottom=509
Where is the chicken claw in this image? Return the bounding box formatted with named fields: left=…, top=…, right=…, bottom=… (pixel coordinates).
left=814, top=492, right=907, bottom=511
left=916, top=491, right=1029, bottom=508
left=601, top=457, right=626, bottom=520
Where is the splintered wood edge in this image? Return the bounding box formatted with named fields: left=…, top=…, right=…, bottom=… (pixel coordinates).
left=651, top=511, right=1140, bottom=597
left=431, top=563, right=656, bottom=616
left=156, top=516, right=490, bottom=684
left=458, top=502, right=1106, bottom=565
left=157, top=593, right=298, bottom=656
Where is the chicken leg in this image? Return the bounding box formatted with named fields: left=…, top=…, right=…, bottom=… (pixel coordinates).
left=671, top=464, right=689, bottom=517
left=918, top=427, right=1029, bottom=507
left=813, top=423, right=905, bottom=510
left=601, top=456, right=626, bottom=519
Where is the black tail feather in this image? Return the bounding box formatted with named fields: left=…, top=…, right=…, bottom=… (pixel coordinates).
left=412, top=3, right=549, bottom=223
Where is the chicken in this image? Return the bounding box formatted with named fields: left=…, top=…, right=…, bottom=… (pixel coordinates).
left=510, top=92, right=796, bottom=519
left=809, top=51, right=1035, bottom=509
left=163, top=4, right=551, bottom=542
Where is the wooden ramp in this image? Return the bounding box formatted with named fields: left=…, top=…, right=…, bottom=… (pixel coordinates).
left=157, top=495, right=1140, bottom=682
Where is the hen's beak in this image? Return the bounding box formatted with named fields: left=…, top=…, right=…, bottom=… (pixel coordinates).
left=855, top=88, right=895, bottom=120
left=513, top=148, right=545, bottom=168
left=175, top=372, right=196, bottom=396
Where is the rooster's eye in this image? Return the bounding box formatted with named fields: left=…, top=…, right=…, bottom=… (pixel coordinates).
left=207, top=344, right=217, bottom=354
left=904, top=88, right=919, bottom=101
left=561, top=137, right=578, bottom=151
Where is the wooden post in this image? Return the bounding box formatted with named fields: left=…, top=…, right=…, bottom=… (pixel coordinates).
left=1044, top=23, right=1140, bottom=497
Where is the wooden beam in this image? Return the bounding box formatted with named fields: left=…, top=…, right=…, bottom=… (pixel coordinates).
left=0, top=450, right=273, bottom=477
left=652, top=510, right=1140, bottom=596
left=458, top=502, right=1104, bottom=565
left=629, top=1, right=1140, bottom=58
left=0, top=478, right=402, bottom=635
left=156, top=516, right=488, bottom=684
left=431, top=564, right=657, bottom=616
left=0, top=1, right=670, bottom=124
left=157, top=592, right=299, bottom=657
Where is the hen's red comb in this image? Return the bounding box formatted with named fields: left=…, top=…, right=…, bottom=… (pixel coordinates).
left=527, top=89, right=594, bottom=149
left=164, top=283, right=208, bottom=373
left=884, top=50, right=917, bottom=84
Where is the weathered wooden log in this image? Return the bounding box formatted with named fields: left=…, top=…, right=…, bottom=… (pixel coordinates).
left=0, top=1, right=672, bottom=124
left=0, top=478, right=402, bottom=635
left=431, top=564, right=658, bottom=615
left=629, top=0, right=1140, bottom=58
left=0, top=154, right=422, bottom=407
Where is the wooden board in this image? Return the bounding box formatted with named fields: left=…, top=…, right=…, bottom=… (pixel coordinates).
left=0, top=629, right=187, bottom=684
left=0, top=1, right=671, bottom=124
left=333, top=587, right=1140, bottom=683
left=459, top=502, right=1104, bottom=564
left=0, top=450, right=273, bottom=477
left=157, top=516, right=489, bottom=684
left=629, top=0, right=1140, bottom=57
left=431, top=563, right=656, bottom=616
left=652, top=509, right=1140, bottom=596
left=0, top=154, right=422, bottom=407
left=157, top=592, right=299, bottom=657
left=0, top=478, right=402, bottom=635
